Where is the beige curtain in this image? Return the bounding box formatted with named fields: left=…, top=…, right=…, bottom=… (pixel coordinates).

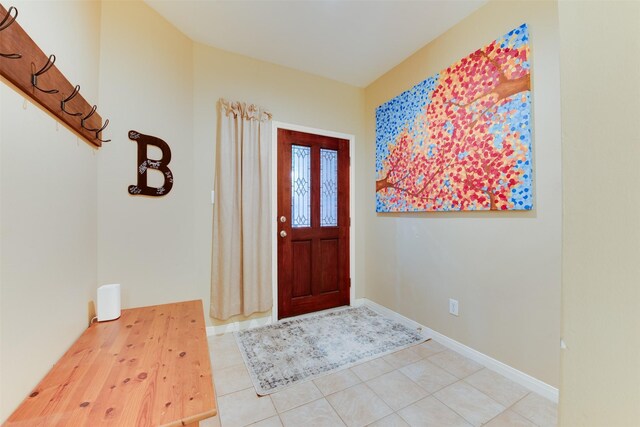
left=211, top=99, right=273, bottom=320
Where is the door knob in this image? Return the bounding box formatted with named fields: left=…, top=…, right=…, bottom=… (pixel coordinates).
left=280, top=216, right=287, bottom=223
left=280, top=230, right=287, bottom=238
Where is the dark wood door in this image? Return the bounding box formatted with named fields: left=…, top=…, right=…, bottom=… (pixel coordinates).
left=277, top=129, right=350, bottom=319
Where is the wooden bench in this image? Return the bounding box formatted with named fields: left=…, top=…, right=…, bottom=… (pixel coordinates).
left=4, top=300, right=217, bottom=426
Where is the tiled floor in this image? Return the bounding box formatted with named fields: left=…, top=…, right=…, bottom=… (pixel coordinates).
left=202, top=334, right=557, bottom=427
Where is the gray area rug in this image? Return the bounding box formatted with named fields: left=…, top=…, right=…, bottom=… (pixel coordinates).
left=235, top=305, right=427, bottom=395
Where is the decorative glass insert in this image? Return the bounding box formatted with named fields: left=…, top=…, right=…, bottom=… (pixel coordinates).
left=320, top=149, right=338, bottom=227
left=291, top=145, right=311, bottom=227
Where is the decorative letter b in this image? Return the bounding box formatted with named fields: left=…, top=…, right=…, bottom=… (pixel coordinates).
left=128, top=130, right=174, bottom=197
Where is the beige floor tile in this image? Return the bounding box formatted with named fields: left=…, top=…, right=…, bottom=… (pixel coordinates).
left=209, top=333, right=239, bottom=354
left=383, top=347, right=422, bottom=369
left=484, top=410, right=537, bottom=427
left=214, top=363, right=253, bottom=396
left=270, top=381, right=323, bottom=413
left=427, top=350, right=483, bottom=379
left=326, top=383, right=393, bottom=427
left=351, top=358, right=395, bottom=382
left=434, top=381, right=505, bottom=426
left=366, top=370, right=429, bottom=411
left=511, top=393, right=558, bottom=427
left=313, top=368, right=361, bottom=396
left=217, top=388, right=277, bottom=427
left=209, top=332, right=545, bottom=427
left=463, top=369, right=529, bottom=407
left=400, top=359, right=458, bottom=393
left=248, top=415, right=284, bottom=427
left=280, top=398, right=346, bottom=427
left=412, top=340, right=447, bottom=358
left=398, top=396, right=472, bottom=427
left=210, top=344, right=245, bottom=372
left=200, top=414, right=221, bottom=427
left=367, top=413, right=410, bottom=427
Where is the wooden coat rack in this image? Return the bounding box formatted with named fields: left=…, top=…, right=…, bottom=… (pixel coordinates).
left=0, top=3, right=109, bottom=147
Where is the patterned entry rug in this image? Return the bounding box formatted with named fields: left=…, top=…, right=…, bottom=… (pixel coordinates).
left=235, top=305, right=426, bottom=395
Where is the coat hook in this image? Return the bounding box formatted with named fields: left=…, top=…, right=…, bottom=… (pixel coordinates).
left=81, top=104, right=97, bottom=130
left=0, top=52, right=21, bottom=59
left=0, top=6, right=18, bottom=30
left=0, top=6, right=21, bottom=59
left=95, top=119, right=111, bottom=143
left=31, top=54, right=59, bottom=94
left=81, top=106, right=111, bottom=142
left=61, top=85, right=82, bottom=116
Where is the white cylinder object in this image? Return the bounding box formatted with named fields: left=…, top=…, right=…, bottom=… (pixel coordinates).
left=97, top=283, right=121, bottom=322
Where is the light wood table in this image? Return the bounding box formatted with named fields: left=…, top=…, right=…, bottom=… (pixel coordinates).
left=4, top=300, right=217, bottom=427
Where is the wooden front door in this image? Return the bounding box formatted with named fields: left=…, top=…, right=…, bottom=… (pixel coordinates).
left=277, top=129, right=350, bottom=319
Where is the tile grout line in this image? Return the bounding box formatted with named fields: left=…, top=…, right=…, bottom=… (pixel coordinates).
left=324, top=382, right=389, bottom=427
left=234, top=394, right=278, bottom=427
left=480, top=391, right=542, bottom=427
left=320, top=372, right=362, bottom=398
left=430, top=377, right=521, bottom=427
left=276, top=395, right=324, bottom=415
left=209, top=335, right=552, bottom=427
left=272, top=380, right=325, bottom=412
left=364, top=368, right=433, bottom=413
left=269, top=374, right=365, bottom=421
left=214, top=336, right=443, bottom=391
left=497, top=392, right=542, bottom=426
left=323, top=392, right=351, bottom=427
left=394, top=356, right=461, bottom=398
left=351, top=358, right=394, bottom=382
left=208, top=341, right=276, bottom=427
left=232, top=306, right=427, bottom=396
left=426, top=349, right=484, bottom=380
left=394, top=409, right=412, bottom=426
left=415, top=350, right=552, bottom=426
left=460, top=372, right=528, bottom=409
left=456, top=379, right=510, bottom=423
left=431, top=381, right=479, bottom=427
left=215, top=384, right=254, bottom=399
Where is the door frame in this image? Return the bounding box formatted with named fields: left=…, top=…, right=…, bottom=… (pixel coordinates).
left=271, top=121, right=356, bottom=322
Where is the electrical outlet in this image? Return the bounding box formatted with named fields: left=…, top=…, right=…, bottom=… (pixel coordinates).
left=449, top=298, right=459, bottom=316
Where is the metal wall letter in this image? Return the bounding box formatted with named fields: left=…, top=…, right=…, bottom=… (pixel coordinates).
left=128, top=130, right=174, bottom=197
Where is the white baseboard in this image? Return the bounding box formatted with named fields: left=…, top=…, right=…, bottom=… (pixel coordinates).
left=206, top=315, right=273, bottom=336
left=206, top=298, right=558, bottom=403
left=355, top=298, right=430, bottom=337
left=358, top=298, right=559, bottom=403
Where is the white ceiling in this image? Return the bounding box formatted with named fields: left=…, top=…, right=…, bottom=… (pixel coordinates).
left=144, top=0, right=487, bottom=87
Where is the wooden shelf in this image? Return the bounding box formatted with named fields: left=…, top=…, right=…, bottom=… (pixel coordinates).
left=0, top=3, right=107, bottom=147
left=4, top=300, right=217, bottom=427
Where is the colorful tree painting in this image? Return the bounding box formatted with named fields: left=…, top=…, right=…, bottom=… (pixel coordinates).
left=376, top=24, right=533, bottom=212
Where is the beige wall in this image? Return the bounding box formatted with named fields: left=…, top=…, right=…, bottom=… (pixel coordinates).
left=193, top=43, right=366, bottom=322
left=12, top=1, right=631, bottom=422
left=0, top=0, right=364, bottom=418
left=559, top=1, right=640, bottom=425
left=96, top=1, right=365, bottom=325
left=96, top=0, right=198, bottom=312
left=0, top=1, right=101, bottom=420
left=363, top=0, right=562, bottom=387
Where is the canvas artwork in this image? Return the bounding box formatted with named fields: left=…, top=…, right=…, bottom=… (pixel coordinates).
left=376, top=24, right=533, bottom=212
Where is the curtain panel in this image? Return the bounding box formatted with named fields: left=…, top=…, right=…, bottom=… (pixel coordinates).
left=211, top=99, right=273, bottom=320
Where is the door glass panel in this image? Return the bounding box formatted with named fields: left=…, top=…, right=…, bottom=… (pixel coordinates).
left=291, top=145, right=311, bottom=228
left=320, top=148, right=338, bottom=227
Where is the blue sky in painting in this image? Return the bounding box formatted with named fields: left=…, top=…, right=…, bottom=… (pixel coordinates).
left=375, top=76, right=438, bottom=174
